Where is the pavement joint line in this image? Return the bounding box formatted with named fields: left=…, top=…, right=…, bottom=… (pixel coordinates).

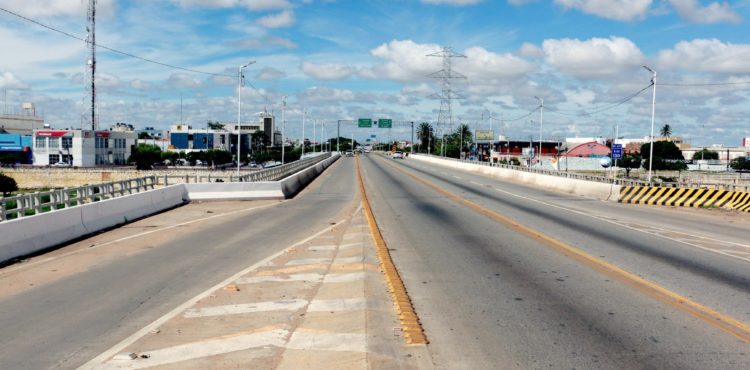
left=381, top=156, right=750, bottom=344
left=0, top=202, right=281, bottom=276
left=77, top=217, right=348, bottom=370
left=285, top=258, right=332, bottom=266
left=183, top=299, right=309, bottom=318
left=235, top=273, right=324, bottom=284
left=356, top=156, right=428, bottom=345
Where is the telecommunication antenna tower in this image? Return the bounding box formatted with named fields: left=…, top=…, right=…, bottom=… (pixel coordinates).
left=85, top=0, right=97, bottom=131
left=427, top=46, right=466, bottom=156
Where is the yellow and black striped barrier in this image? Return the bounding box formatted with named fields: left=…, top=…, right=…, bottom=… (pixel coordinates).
left=619, top=186, right=750, bottom=212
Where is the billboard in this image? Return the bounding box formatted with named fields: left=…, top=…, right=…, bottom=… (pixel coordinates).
left=475, top=130, right=494, bottom=141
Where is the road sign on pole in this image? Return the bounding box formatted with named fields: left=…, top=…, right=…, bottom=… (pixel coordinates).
left=378, top=119, right=392, bottom=128
left=358, top=118, right=372, bottom=128
left=612, top=144, right=623, bottom=159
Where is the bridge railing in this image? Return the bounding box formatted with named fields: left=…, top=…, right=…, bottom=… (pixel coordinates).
left=0, top=176, right=157, bottom=221
left=155, top=152, right=333, bottom=185
left=413, top=154, right=750, bottom=192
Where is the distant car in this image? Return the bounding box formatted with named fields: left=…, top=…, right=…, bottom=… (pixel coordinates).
left=345, top=151, right=354, bottom=157
left=51, top=161, right=71, bottom=167
left=392, top=152, right=404, bottom=159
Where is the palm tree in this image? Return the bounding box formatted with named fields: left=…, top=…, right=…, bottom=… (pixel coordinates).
left=454, top=124, right=472, bottom=156
left=660, top=124, right=672, bottom=138
left=417, top=122, right=434, bottom=153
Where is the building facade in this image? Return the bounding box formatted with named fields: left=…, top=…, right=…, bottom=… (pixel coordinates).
left=32, top=129, right=137, bottom=166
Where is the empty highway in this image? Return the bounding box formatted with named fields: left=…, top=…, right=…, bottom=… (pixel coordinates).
left=1, top=153, right=749, bottom=369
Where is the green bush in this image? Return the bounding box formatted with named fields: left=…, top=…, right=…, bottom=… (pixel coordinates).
left=0, top=173, right=18, bottom=197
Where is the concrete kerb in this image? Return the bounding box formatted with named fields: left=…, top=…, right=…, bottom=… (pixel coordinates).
left=411, top=154, right=621, bottom=202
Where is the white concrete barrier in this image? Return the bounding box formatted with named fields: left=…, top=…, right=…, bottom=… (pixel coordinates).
left=0, top=185, right=187, bottom=263
left=411, top=154, right=620, bottom=202
left=0, top=156, right=340, bottom=263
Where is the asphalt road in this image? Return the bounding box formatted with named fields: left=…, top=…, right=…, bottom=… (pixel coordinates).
left=0, top=157, right=357, bottom=369
left=359, top=154, right=749, bottom=369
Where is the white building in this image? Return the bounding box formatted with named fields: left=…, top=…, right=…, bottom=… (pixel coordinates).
left=32, top=129, right=137, bottom=166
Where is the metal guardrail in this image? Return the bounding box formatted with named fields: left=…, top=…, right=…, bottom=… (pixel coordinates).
left=412, top=154, right=750, bottom=192
left=0, top=176, right=157, bottom=221
left=155, top=153, right=333, bottom=185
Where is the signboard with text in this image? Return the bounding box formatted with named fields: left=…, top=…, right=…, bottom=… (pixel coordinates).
left=611, top=144, right=623, bottom=159
left=475, top=130, right=494, bottom=141
left=358, top=118, right=372, bottom=128
left=378, top=119, right=392, bottom=128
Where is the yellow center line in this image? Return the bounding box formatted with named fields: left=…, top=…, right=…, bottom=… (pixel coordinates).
left=380, top=156, right=750, bottom=343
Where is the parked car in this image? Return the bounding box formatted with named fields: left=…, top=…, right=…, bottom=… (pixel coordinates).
left=51, top=161, right=71, bottom=167
left=392, top=152, right=404, bottom=159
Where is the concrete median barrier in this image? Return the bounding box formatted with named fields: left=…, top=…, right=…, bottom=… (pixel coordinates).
left=411, top=154, right=620, bottom=202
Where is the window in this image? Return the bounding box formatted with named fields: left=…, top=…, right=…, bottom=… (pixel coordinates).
left=48, top=137, right=60, bottom=149
left=62, top=137, right=73, bottom=149
left=35, top=137, right=46, bottom=148
left=48, top=154, right=60, bottom=164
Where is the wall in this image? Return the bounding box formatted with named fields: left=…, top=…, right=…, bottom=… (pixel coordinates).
left=411, top=154, right=620, bottom=202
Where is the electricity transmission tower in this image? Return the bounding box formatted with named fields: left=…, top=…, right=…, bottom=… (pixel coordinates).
left=427, top=46, right=466, bottom=157
left=84, top=0, right=97, bottom=131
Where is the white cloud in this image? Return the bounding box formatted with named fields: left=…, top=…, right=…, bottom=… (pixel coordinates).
left=420, top=0, right=483, bottom=5
left=542, top=37, right=645, bottom=79
left=563, top=88, right=596, bottom=105
left=519, top=42, right=544, bottom=58
left=360, top=40, right=443, bottom=81
left=0, top=71, right=29, bottom=89
left=299, top=87, right=356, bottom=103
left=257, top=10, right=295, bottom=28
left=554, top=0, right=652, bottom=21
left=658, top=39, right=750, bottom=74
left=300, top=62, right=354, bottom=80
left=174, top=0, right=291, bottom=10
left=668, top=0, right=741, bottom=24
left=166, top=73, right=203, bottom=88
left=235, top=36, right=297, bottom=49
left=0, top=0, right=116, bottom=18
left=460, top=47, right=533, bottom=79
left=256, top=67, right=286, bottom=80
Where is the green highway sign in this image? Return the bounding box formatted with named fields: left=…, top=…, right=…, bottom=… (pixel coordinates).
left=358, top=118, right=372, bottom=128
left=378, top=118, right=392, bottom=128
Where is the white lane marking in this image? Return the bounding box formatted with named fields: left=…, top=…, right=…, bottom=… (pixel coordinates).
left=452, top=175, right=462, bottom=180
left=1, top=202, right=280, bottom=277
left=285, top=258, right=331, bottom=266
left=99, top=330, right=288, bottom=369
left=338, top=242, right=363, bottom=250
left=470, top=181, right=484, bottom=186
left=307, top=245, right=337, bottom=251
left=236, top=273, right=323, bottom=284
left=183, top=299, right=308, bottom=318
left=308, top=298, right=367, bottom=312
left=323, top=272, right=367, bottom=283
left=285, top=331, right=366, bottom=353
left=332, top=256, right=364, bottom=265
left=78, top=219, right=346, bottom=370
left=491, top=186, right=750, bottom=263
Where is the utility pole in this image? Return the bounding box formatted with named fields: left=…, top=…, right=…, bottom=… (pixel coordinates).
left=644, top=66, right=657, bottom=183
left=302, top=108, right=306, bottom=158
left=85, top=0, right=97, bottom=131
left=336, top=120, right=341, bottom=152
left=281, top=95, right=287, bottom=164
left=237, top=60, right=255, bottom=177
left=535, top=96, right=543, bottom=161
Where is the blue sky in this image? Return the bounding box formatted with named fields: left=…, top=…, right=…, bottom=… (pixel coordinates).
left=1, top=0, right=749, bottom=146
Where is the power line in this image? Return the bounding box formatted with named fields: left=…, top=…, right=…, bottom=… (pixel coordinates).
left=660, top=80, right=750, bottom=87
left=547, top=83, right=653, bottom=117
left=0, top=6, right=233, bottom=78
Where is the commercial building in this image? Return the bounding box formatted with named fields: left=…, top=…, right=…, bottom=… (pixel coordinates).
left=32, top=128, right=137, bottom=167
left=0, top=103, right=45, bottom=135
left=168, top=113, right=277, bottom=153
left=0, top=133, right=32, bottom=164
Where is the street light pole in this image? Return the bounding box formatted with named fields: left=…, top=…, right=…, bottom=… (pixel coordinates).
left=644, top=66, right=657, bottom=183
left=281, top=95, right=287, bottom=165
left=301, top=107, right=306, bottom=158
left=534, top=96, right=543, bottom=160
left=237, top=60, right=255, bottom=178
left=336, top=120, right=341, bottom=152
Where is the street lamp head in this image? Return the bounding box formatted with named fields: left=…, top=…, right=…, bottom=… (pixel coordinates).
left=642, top=65, right=655, bottom=74
left=241, top=60, right=256, bottom=69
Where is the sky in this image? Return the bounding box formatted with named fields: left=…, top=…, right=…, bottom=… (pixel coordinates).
left=1, top=0, right=749, bottom=146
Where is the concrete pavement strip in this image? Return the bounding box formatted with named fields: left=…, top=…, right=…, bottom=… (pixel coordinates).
left=81, top=207, right=428, bottom=369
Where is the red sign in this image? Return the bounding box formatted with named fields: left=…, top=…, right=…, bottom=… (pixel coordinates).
left=96, top=132, right=110, bottom=138
left=36, top=131, right=69, bottom=137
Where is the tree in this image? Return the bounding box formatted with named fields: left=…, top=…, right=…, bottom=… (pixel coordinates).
left=137, top=132, right=152, bottom=140
left=660, top=124, right=672, bottom=138
left=692, top=149, right=719, bottom=160
left=417, top=122, right=435, bottom=153
left=730, top=157, right=750, bottom=171
left=251, top=130, right=269, bottom=152
left=128, top=144, right=162, bottom=170
left=207, top=121, right=225, bottom=130
left=640, top=141, right=686, bottom=171
left=0, top=173, right=18, bottom=197
left=452, top=124, right=473, bottom=156
left=619, top=153, right=642, bottom=177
